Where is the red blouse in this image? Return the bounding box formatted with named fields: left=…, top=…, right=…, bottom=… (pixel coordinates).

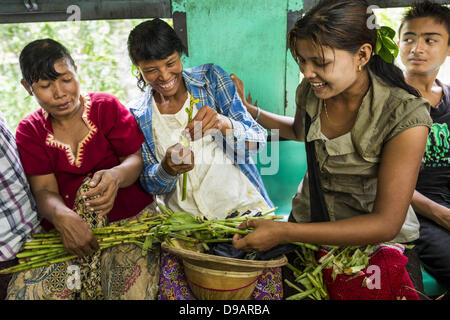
left=16, top=92, right=154, bottom=231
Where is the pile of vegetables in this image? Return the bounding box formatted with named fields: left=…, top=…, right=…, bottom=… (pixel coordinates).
left=1, top=200, right=407, bottom=301
left=0, top=202, right=280, bottom=274
left=285, top=244, right=384, bottom=300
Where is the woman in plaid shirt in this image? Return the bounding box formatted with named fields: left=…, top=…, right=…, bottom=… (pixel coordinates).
left=127, top=19, right=282, bottom=300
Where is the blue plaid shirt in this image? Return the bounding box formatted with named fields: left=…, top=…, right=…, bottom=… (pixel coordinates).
left=128, top=63, right=273, bottom=207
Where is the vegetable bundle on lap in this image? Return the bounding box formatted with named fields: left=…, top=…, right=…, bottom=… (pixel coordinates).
left=6, top=179, right=160, bottom=300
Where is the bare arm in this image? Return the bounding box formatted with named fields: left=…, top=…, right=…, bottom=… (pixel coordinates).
left=233, top=125, right=428, bottom=250
left=28, top=173, right=98, bottom=257
left=411, top=190, right=450, bottom=230
left=231, top=74, right=303, bottom=141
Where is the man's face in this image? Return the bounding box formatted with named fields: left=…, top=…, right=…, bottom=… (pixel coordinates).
left=400, top=17, right=450, bottom=76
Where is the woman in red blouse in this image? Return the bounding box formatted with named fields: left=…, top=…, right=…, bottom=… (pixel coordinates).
left=7, top=39, right=157, bottom=300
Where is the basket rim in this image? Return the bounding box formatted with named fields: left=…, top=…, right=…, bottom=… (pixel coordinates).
left=183, top=259, right=264, bottom=277
left=161, top=241, right=288, bottom=270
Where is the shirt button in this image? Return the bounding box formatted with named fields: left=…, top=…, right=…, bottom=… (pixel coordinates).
left=65, top=195, right=69, bottom=199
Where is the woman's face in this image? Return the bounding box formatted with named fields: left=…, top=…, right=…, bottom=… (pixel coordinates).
left=137, top=51, right=184, bottom=97
left=22, top=58, right=81, bottom=118
left=295, top=39, right=361, bottom=100
left=399, top=17, right=450, bottom=76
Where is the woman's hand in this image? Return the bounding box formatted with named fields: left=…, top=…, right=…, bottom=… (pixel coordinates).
left=232, top=219, right=285, bottom=252
left=27, top=173, right=98, bottom=257
left=82, top=169, right=120, bottom=218
left=184, top=106, right=232, bottom=141
left=161, top=143, right=195, bottom=176
left=230, top=73, right=258, bottom=108
left=53, top=209, right=99, bottom=257
left=81, top=149, right=145, bottom=217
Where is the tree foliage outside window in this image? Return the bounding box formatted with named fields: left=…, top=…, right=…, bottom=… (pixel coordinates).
left=0, top=19, right=173, bottom=132
left=1, top=11, right=449, bottom=132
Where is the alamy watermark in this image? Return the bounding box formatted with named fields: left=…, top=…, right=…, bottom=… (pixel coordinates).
left=67, top=5, right=81, bottom=22
left=366, top=5, right=381, bottom=30
left=365, top=265, right=381, bottom=290
left=167, top=122, right=280, bottom=176
left=66, top=265, right=81, bottom=290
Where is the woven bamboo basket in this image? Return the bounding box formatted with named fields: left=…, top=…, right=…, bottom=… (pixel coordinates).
left=161, top=241, right=288, bottom=300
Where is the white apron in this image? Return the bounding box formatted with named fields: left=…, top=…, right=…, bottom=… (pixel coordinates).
left=151, top=93, right=269, bottom=220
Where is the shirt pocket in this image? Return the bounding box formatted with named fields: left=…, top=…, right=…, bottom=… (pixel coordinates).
left=319, top=132, right=380, bottom=178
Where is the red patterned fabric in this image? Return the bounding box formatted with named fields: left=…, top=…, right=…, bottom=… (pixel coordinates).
left=318, top=245, right=420, bottom=300
left=16, top=92, right=153, bottom=230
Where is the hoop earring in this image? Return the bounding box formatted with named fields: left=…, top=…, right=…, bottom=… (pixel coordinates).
left=358, top=65, right=362, bottom=72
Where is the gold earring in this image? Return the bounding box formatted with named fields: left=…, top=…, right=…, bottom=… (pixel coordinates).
left=358, top=65, right=362, bottom=72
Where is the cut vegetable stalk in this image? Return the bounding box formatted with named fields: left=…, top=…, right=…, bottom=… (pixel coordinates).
left=181, top=92, right=199, bottom=201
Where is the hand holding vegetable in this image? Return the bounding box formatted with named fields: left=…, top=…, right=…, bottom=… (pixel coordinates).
left=82, top=169, right=120, bottom=218
left=230, top=73, right=258, bottom=108
left=184, top=106, right=232, bottom=141
left=53, top=209, right=99, bottom=257
left=232, top=219, right=286, bottom=252
left=161, top=143, right=194, bottom=176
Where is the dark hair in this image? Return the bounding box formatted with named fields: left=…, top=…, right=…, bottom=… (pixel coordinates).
left=399, top=1, right=450, bottom=44
left=19, top=38, right=75, bottom=86
left=127, top=18, right=186, bottom=91
left=288, top=0, right=420, bottom=97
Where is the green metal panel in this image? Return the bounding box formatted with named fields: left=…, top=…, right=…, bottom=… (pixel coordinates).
left=285, top=0, right=303, bottom=117
left=173, top=0, right=307, bottom=213
left=173, top=0, right=293, bottom=116
left=253, top=140, right=307, bottom=217
left=421, top=268, right=447, bottom=297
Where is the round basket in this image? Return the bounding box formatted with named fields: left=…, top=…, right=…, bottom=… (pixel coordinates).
left=161, top=241, right=288, bottom=300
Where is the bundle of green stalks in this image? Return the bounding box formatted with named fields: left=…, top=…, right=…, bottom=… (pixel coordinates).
left=285, top=243, right=408, bottom=300
left=0, top=202, right=281, bottom=275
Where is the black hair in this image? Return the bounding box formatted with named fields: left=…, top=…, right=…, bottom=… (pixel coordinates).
left=19, top=38, right=75, bottom=86
left=127, top=18, right=186, bottom=91
left=399, top=1, right=450, bottom=45
left=288, top=0, right=420, bottom=97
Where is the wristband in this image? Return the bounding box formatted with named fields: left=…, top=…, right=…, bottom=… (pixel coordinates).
left=254, top=106, right=261, bottom=122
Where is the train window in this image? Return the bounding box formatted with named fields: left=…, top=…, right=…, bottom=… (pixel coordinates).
left=0, top=18, right=173, bottom=130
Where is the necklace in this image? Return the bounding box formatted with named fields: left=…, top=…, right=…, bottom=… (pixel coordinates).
left=323, top=100, right=330, bottom=121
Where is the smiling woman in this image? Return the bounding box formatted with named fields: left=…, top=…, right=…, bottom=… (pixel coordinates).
left=231, top=0, right=433, bottom=300
left=126, top=18, right=282, bottom=300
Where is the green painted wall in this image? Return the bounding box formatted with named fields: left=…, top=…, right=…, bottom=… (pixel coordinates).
left=173, top=0, right=303, bottom=116
left=285, top=0, right=304, bottom=117
left=172, top=0, right=307, bottom=213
